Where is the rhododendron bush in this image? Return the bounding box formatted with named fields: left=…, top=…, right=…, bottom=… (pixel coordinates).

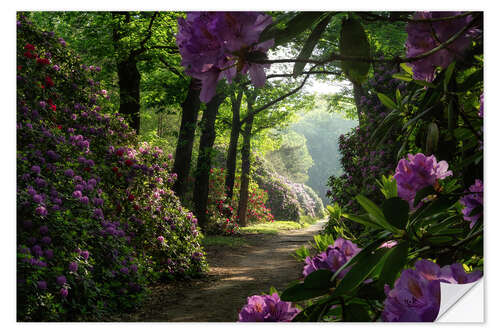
left=253, top=157, right=323, bottom=222
left=16, top=15, right=206, bottom=321
left=238, top=11, right=483, bottom=322
left=206, top=167, right=274, bottom=235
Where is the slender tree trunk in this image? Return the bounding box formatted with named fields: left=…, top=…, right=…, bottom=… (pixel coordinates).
left=173, top=79, right=201, bottom=199
left=117, top=58, right=141, bottom=133
left=193, top=93, right=225, bottom=231
left=352, top=82, right=365, bottom=127
left=224, top=90, right=243, bottom=201
left=237, top=101, right=255, bottom=227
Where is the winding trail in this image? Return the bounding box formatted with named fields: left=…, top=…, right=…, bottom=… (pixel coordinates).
left=115, top=220, right=325, bottom=322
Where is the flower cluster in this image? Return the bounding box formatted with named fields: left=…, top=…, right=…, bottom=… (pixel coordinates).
left=382, top=259, right=482, bottom=322
left=206, top=167, right=274, bottom=235
left=394, top=153, right=453, bottom=209
left=238, top=293, right=300, bottom=322
left=176, top=12, right=274, bottom=102
left=253, top=157, right=323, bottom=222
left=406, top=12, right=479, bottom=82
left=16, top=15, right=206, bottom=321
left=460, top=179, right=483, bottom=228
left=303, top=238, right=361, bottom=279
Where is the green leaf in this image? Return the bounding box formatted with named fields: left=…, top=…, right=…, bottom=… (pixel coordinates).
left=293, top=14, right=331, bottom=77
left=378, top=241, right=409, bottom=287
left=344, top=303, right=372, bottom=322
left=410, top=196, right=455, bottom=223
left=342, top=213, right=383, bottom=230
left=448, top=102, right=457, bottom=132
left=355, top=195, right=400, bottom=232
left=443, top=61, right=456, bottom=91
left=332, top=248, right=390, bottom=296
left=382, top=198, right=409, bottom=230
left=425, top=122, right=439, bottom=155
left=269, top=286, right=279, bottom=296
left=414, top=80, right=437, bottom=88
left=377, top=92, right=398, bottom=110
left=395, top=89, right=402, bottom=104
left=339, top=17, right=371, bottom=84
left=392, top=73, right=413, bottom=82
left=260, top=12, right=325, bottom=46
left=400, top=63, right=413, bottom=76
left=413, top=186, right=436, bottom=208
left=427, top=236, right=454, bottom=244
left=402, top=105, right=436, bottom=130
left=304, top=269, right=335, bottom=289
left=280, top=282, right=330, bottom=302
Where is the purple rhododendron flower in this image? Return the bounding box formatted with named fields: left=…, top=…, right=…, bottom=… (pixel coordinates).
left=37, top=280, right=47, bottom=290
left=394, top=153, right=453, bottom=209
left=44, top=249, right=53, bottom=260
left=35, top=206, right=48, bottom=217
left=382, top=259, right=482, bottom=322
left=303, top=238, right=361, bottom=278
left=64, top=169, right=75, bottom=178
left=31, top=165, right=41, bottom=174
left=56, top=275, right=67, bottom=285
left=81, top=250, right=90, bottom=260
left=69, top=261, right=78, bottom=272
left=238, top=293, right=300, bottom=322
left=406, top=12, right=479, bottom=81
left=32, top=194, right=43, bottom=204
left=459, top=179, right=483, bottom=228
left=176, top=12, right=274, bottom=103
left=60, top=288, right=68, bottom=298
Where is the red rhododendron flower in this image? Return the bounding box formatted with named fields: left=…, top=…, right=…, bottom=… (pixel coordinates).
left=17, top=65, right=22, bottom=71
left=112, top=166, right=119, bottom=173
left=50, top=104, right=56, bottom=112
left=24, top=43, right=35, bottom=51
left=37, top=58, right=50, bottom=65
left=45, top=76, right=54, bottom=87
left=24, top=51, right=36, bottom=59
left=128, top=194, right=135, bottom=201
left=125, top=159, right=134, bottom=166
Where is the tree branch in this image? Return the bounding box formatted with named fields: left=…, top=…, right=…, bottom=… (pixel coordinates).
left=266, top=70, right=342, bottom=79
left=256, top=14, right=480, bottom=66
left=159, top=57, right=186, bottom=80
left=356, top=11, right=475, bottom=23
left=239, top=73, right=312, bottom=127
left=131, top=11, right=159, bottom=58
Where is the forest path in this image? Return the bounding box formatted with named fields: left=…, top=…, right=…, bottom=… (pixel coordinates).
left=116, top=219, right=325, bottom=322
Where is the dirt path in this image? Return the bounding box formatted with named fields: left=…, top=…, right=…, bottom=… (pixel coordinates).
left=116, top=220, right=325, bottom=322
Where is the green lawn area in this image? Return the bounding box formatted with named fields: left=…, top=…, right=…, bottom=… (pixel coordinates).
left=240, top=216, right=320, bottom=235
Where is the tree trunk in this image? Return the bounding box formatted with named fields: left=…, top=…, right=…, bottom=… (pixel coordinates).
left=352, top=82, right=364, bottom=127
left=173, top=79, right=201, bottom=199
left=224, top=90, right=243, bottom=201
left=193, top=93, right=225, bottom=231
left=237, top=104, right=255, bottom=227
left=116, top=58, right=141, bottom=134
